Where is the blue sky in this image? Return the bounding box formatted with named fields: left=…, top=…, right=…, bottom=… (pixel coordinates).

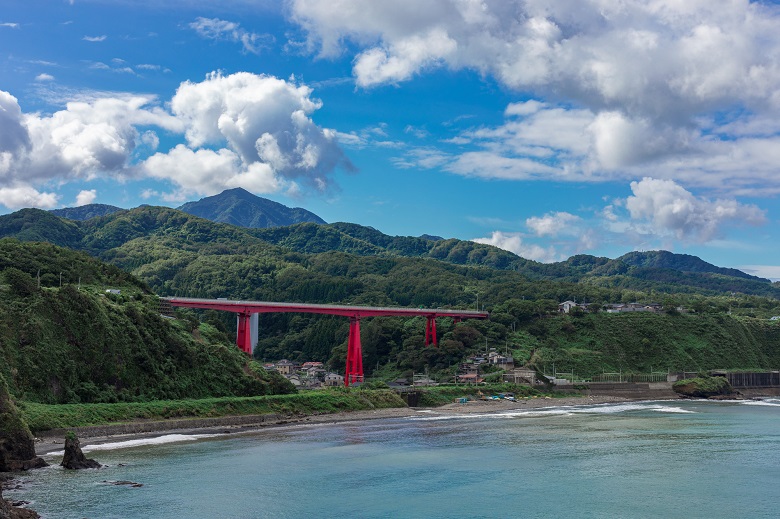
left=2, top=1, right=780, bottom=278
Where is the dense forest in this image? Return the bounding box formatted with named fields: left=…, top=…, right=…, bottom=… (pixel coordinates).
left=2, top=203, right=780, bottom=387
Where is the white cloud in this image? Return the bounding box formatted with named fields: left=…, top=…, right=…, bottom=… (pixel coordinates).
left=472, top=230, right=558, bottom=263
left=526, top=212, right=581, bottom=237
left=291, top=0, right=780, bottom=115
left=625, top=177, right=766, bottom=242
left=738, top=265, right=780, bottom=282
left=292, top=0, right=780, bottom=195
left=190, top=17, right=273, bottom=54
left=34, top=73, right=55, bottom=82
left=0, top=72, right=350, bottom=209
left=142, top=144, right=281, bottom=199
left=0, top=185, right=58, bottom=210
left=75, top=189, right=97, bottom=206
left=1, top=22, right=19, bottom=29
left=83, top=35, right=107, bottom=42
left=167, top=72, right=352, bottom=192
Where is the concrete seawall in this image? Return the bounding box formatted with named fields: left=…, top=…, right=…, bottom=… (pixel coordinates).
left=38, top=413, right=286, bottom=441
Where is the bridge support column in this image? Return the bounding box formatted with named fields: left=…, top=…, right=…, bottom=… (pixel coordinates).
left=345, top=317, right=364, bottom=386
left=236, top=312, right=253, bottom=355
left=425, top=317, right=438, bottom=347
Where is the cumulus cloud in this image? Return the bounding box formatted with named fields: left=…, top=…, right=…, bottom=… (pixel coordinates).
left=291, top=0, right=780, bottom=114
left=143, top=145, right=281, bottom=201
left=0, top=185, right=58, bottom=210
left=34, top=73, right=55, bottom=82
left=190, top=17, right=273, bottom=54
left=625, top=177, right=766, bottom=242
left=75, top=189, right=97, bottom=206
left=0, top=72, right=351, bottom=209
left=472, top=230, right=558, bottom=263
left=526, top=212, right=581, bottom=237
left=291, top=0, right=780, bottom=194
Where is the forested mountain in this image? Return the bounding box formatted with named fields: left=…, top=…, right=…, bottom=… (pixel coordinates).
left=2, top=205, right=780, bottom=383
left=0, top=205, right=777, bottom=299
left=50, top=204, right=124, bottom=221
left=178, top=187, right=326, bottom=228
left=617, top=250, right=766, bottom=281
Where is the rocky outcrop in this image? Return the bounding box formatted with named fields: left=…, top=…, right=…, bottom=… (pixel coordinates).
left=60, top=433, right=100, bottom=470
left=0, top=376, right=46, bottom=473
left=673, top=376, right=735, bottom=398
left=0, top=482, right=39, bottom=519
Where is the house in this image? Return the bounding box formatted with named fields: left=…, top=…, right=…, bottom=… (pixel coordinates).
left=488, top=351, right=514, bottom=369
left=305, top=366, right=326, bottom=379
left=456, top=373, right=484, bottom=384
left=324, top=373, right=344, bottom=386
left=302, top=361, right=324, bottom=369
left=275, top=359, right=296, bottom=375
left=413, top=374, right=437, bottom=386
left=558, top=300, right=578, bottom=313
left=605, top=302, right=666, bottom=314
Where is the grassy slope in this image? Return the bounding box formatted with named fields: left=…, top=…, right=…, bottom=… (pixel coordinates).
left=512, top=312, right=780, bottom=376
left=20, top=390, right=406, bottom=432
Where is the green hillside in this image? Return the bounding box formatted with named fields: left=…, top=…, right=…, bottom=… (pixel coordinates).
left=0, top=240, right=294, bottom=404
left=1, top=205, right=778, bottom=298
left=2, top=205, right=780, bottom=385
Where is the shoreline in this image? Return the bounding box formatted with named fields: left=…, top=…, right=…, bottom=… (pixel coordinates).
left=27, top=387, right=780, bottom=457
left=32, top=393, right=665, bottom=456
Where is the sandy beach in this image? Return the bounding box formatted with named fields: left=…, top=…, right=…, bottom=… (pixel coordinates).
left=32, top=393, right=671, bottom=457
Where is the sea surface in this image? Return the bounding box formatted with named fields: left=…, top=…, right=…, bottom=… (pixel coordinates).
left=9, top=399, right=780, bottom=518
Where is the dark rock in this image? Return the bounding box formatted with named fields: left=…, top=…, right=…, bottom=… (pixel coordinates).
left=0, top=376, right=47, bottom=473
left=60, top=434, right=101, bottom=470
left=1, top=484, right=40, bottom=519
left=102, top=480, right=143, bottom=488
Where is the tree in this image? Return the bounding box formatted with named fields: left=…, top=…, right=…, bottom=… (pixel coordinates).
left=4, top=267, right=37, bottom=297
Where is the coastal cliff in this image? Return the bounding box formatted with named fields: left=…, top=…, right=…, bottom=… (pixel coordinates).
left=0, top=374, right=46, bottom=472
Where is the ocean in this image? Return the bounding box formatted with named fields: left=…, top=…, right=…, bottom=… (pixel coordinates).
left=8, top=399, right=780, bottom=518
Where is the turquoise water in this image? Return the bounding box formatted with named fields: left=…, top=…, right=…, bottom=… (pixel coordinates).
left=9, top=399, right=780, bottom=518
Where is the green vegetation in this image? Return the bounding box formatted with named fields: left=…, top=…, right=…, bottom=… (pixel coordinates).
left=414, top=384, right=542, bottom=407
left=673, top=376, right=734, bottom=398
left=20, top=389, right=405, bottom=433
left=3, top=205, right=780, bottom=414
left=0, top=240, right=295, bottom=404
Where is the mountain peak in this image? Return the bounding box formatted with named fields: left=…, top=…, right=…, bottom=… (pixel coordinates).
left=177, top=189, right=326, bottom=229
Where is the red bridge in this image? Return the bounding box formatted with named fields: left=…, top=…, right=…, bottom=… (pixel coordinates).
left=162, top=297, right=489, bottom=386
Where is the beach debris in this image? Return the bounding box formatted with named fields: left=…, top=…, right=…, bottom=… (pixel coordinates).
left=60, top=433, right=101, bottom=470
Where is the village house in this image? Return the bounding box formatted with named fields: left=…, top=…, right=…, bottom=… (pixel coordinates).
left=487, top=351, right=514, bottom=369
left=605, top=303, right=663, bottom=313
left=275, top=359, right=297, bottom=375
left=456, top=373, right=484, bottom=384
left=324, top=372, right=344, bottom=386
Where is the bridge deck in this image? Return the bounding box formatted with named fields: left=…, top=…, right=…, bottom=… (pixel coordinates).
left=161, top=297, right=489, bottom=319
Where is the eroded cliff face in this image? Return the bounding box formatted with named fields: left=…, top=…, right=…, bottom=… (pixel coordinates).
left=0, top=375, right=46, bottom=473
